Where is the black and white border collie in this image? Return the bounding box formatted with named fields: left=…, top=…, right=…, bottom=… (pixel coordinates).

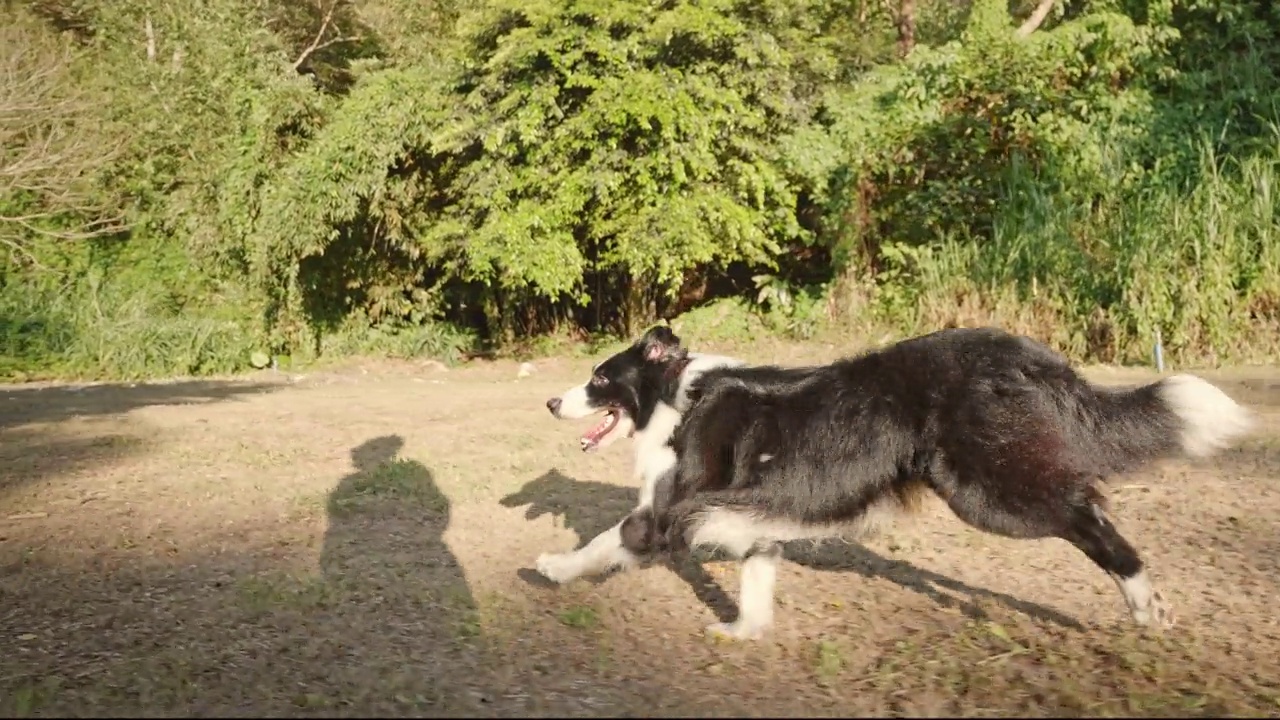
left=543, top=325, right=1255, bottom=640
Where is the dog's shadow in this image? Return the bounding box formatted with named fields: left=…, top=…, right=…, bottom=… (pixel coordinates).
left=502, top=469, right=1085, bottom=631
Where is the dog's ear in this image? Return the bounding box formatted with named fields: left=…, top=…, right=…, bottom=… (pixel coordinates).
left=640, top=325, right=682, bottom=363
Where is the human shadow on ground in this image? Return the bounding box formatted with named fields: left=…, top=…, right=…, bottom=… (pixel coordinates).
left=500, top=468, right=739, bottom=623
left=2, top=437, right=696, bottom=715
left=318, top=435, right=487, bottom=712
left=2, top=434, right=489, bottom=715
left=502, top=469, right=1084, bottom=631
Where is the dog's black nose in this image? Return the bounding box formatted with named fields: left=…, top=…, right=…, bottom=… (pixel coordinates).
left=546, top=397, right=562, bottom=416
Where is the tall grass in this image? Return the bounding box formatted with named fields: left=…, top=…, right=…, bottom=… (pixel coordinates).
left=855, top=136, right=1280, bottom=368
left=0, top=268, right=262, bottom=381
left=0, top=239, right=475, bottom=382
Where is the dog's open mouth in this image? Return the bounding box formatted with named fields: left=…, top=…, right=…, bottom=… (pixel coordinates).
left=580, top=408, right=633, bottom=452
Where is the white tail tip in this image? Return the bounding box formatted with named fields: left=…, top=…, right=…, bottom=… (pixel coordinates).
left=1158, top=374, right=1255, bottom=457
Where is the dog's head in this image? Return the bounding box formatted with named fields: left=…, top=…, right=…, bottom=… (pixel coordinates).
left=545, top=325, right=688, bottom=452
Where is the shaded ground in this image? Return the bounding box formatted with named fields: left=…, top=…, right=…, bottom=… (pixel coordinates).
left=3, top=351, right=1280, bottom=717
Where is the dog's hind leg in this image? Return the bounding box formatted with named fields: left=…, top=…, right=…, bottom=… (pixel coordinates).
left=937, top=466, right=1174, bottom=629
left=1058, top=502, right=1175, bottom=628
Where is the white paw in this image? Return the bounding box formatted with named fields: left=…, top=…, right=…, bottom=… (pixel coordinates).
left=705, top=621, right=769, bottom=641
left=535, top=552, right=582, bottom=585
left=1132, top=590, right=1176, bottom=629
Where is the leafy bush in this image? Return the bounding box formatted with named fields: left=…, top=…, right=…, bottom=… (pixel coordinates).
left=2, top=0, right=1279, bottom=379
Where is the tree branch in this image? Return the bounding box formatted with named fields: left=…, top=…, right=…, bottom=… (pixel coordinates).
left=1015, top=0, right=1057, bottom=37
left=0, top=235, right=50, bottom=271
left=2, top=19, right=130, bottom=252
left=291, top=0, right=358, bottom=72
left=2, top=212, right=128, bottom=241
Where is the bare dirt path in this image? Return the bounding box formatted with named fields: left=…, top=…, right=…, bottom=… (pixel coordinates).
left=3, top=352, right=1280, bottom=717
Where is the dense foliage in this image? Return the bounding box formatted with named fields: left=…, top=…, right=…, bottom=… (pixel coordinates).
left=2, top=0, right=1279, bottom=378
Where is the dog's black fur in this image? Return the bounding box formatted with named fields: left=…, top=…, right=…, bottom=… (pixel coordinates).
left=608, top=325, right=1250, bottom=631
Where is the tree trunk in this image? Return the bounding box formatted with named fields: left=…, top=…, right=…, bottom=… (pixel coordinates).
left=897, top=0, right=916, bottom=57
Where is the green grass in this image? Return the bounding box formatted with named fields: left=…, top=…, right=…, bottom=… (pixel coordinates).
left=814, top=639, right=845, bottom=681
left=557, top=604, right=601, bottom=630
left=328, top=458, right=450, bottom=515
left=857, top=139, right=1280, bottom=368
left=8, top=677, right=61, bottom=718
left=0, top=238, right=473, bottom=383
left=236, top=573, right=338, bottom=613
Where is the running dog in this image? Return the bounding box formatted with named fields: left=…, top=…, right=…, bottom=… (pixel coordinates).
left=545, top=326, right=1255, bottom=640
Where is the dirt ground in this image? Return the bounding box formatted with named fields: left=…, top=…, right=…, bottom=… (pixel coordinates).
left=4, top=343, right=1280, bottom=717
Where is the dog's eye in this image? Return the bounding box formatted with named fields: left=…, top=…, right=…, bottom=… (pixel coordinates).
left=590, top=375, right=609, bottom=387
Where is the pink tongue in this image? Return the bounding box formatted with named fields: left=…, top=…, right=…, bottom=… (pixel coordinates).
left=582, top=413, right=617, bottom=443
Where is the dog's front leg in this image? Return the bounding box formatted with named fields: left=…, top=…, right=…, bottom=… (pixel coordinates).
left=534, top=483, right=666, bottom=583
left=537, top=462, right=676, bottom=584
left=535, top=516, right=642, bottom=584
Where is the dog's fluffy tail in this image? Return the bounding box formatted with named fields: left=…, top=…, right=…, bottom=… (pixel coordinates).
left=1158, top=374, right=1256, bottom=456
left=1086, top=373, right=1254, bottom=473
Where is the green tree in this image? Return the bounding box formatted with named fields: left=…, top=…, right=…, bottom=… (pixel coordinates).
left=259, top=0, right=849, bottom=343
